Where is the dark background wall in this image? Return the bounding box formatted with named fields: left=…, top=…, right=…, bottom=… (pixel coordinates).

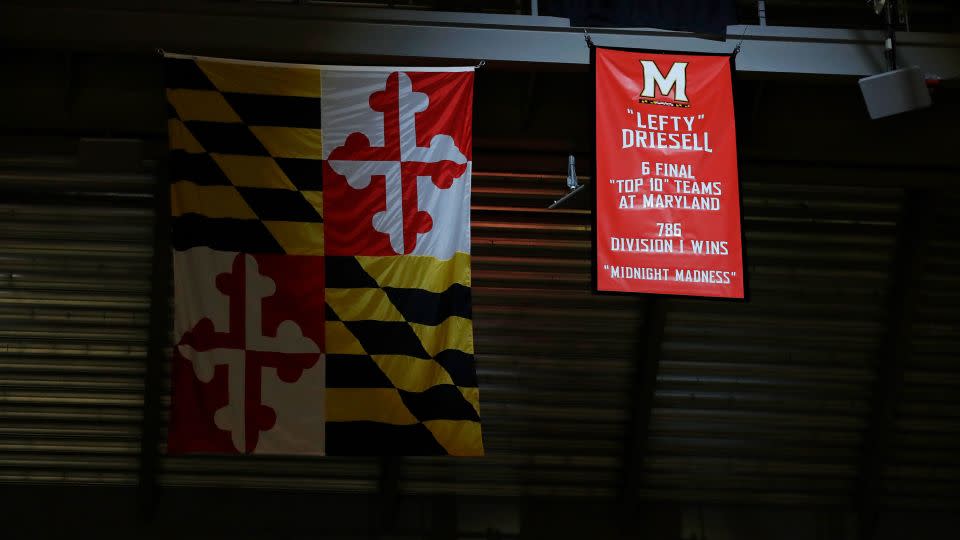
left=1, top=5, right=959, bottom=539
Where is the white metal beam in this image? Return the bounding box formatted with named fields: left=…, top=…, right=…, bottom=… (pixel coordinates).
left=2, top=3, right=959, bottom=78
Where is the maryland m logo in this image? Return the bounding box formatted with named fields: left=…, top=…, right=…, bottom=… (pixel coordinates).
left=639, top=60, right=689, bottom=104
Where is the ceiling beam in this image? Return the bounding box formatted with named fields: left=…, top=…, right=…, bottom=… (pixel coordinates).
left=2, top=3, right=960, bottom=78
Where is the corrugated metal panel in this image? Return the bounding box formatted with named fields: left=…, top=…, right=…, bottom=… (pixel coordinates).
left=0, top=153, right=155, bottom=485
left=640, top=182, right=902, bottom=505
left=0, top=143, right=379, bottom=493
left=8, top=142, right=956, bottom=508
left=886, top=191, right=960, bottom=507
left=401, top=172, right=641, bottom=497
left=159, top=453, right=379, bottom=492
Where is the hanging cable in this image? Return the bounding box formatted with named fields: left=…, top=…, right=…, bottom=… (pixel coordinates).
left=732, top=25, right=750, bottom=57
left=884, top=0, right=898, bottom=70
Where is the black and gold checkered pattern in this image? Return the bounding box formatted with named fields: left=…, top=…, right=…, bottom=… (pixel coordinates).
left=325, top=253, right=482, bottom=456
left=165, top=56, right=324, bottom=255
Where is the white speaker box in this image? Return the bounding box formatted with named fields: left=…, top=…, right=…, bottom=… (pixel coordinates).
left=858, top=66, right=932, bottom=119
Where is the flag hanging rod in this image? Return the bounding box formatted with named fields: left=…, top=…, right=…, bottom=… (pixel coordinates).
left=5, top=3, right=960, bottom=78
left=160, top=50, right=479, bottom=72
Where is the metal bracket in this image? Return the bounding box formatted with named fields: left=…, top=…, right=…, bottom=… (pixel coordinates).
left=549, top=155, right=587, bottom=209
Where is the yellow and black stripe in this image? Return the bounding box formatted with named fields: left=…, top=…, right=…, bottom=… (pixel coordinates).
left=165, top=56, right=324, bottom=255
left=325, top=255, right=483, bottom=456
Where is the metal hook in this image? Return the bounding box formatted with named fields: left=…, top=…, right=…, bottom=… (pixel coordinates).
left=475, top=59, right=486, bottom=69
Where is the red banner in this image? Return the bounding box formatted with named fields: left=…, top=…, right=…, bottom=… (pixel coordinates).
left=594, top=47, right=744, bottom=298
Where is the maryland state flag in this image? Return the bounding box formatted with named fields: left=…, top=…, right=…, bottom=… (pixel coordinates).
left=163, top=54, right=481, bottom=456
